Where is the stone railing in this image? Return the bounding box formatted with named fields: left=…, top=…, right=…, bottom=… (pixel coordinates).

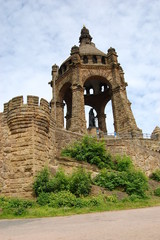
left=100, top=132, right=159, bottom=140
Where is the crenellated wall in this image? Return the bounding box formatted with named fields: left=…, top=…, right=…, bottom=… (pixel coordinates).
left=0, top=96, right=55, bottom=198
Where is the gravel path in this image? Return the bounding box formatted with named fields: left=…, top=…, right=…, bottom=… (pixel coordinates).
left=0, top=207, right=160, bottom=240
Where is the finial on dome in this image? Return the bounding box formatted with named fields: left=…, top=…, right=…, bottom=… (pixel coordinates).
left=79, top=26, right=92, bottom=44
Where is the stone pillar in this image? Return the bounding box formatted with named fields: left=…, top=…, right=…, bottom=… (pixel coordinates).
left=97, top=56, right=102, bottom=64
left=70, top=84, right=86, bottom=133
left=56, top=101, right=65, bottom=128
left=50, top=64, right=59, bottom=99
left=65, top=113, right=71, bottom=130
left=88, top=56, right=93, bottom=64
left=112, top=86, right=142, bottom=137
left=97, top=113, right=107, bottom=133
left=151, top=126, right=160, bottom=140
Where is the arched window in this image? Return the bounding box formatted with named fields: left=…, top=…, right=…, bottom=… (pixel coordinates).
left=92, top=55, right=97, bottom=63
left=83, top=56, right=88, bottom=64
left=101, top=86, right=105, bottom=92
left=90, top=88, right=94, bottom=94
left=84, top=89, right=87, bottom=95
left=101, top=56, right=106, bottom=64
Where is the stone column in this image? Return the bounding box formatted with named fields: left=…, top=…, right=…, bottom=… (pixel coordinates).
left=112, top=86, right=142, bottom=137
left=97, top=113, right=107, bottom=133
left=56, top=101, right=65, bottom=128
left=70, top=84, right=86, bottom=133
left=65, top=113, right=71, bottom=130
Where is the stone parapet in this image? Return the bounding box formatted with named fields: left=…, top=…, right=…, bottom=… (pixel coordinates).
left=4, top=96, right=50, bottom=135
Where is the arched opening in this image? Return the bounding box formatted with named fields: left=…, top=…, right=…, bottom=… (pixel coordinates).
left=104, top=100, right=114, bottom=134
left=90, top=88, right=94, bottom=94
left=92, top=55, right=97, bottom=63
left=84, top=89, right=87, bottom=95
left=83, top=76, right=113, bottom=134
left=83, top=56, right=88, bottom=64
left=101, top=56, right=106, bottom=64
left=57, top=82, right=72, bottom=130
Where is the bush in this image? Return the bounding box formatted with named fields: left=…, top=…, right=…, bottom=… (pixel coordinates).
left=93, top=169, right=148, bottom=197
left=33, top=168, right=69, bottom=196
left=154, top=187, right=160, bottom=197
left=114, top=155, right=134, bottom=172
left=61, top=135, right=113, bottom=169
left=150, top=169, right=160, bottom=182
left=125, top=170, right=148, bottom=197
left=93, top=169, right=127, bottom=191
left=37, top=192, right=51, bottom=206
left=69, top=168, right=92, bottom=197
left=48, top=191, right=77, bottom=208
left=33, top=167, right=91, bottom=199
left=48, top=169, right=70, bottom=193
left=33, top=167, right=50, bottom=196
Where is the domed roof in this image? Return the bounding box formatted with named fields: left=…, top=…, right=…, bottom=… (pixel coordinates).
left=79, top=43, right=107, bottom=56
left=59, top=26, right=107, bottom=69
left=79, top=26, right=107, bottom=57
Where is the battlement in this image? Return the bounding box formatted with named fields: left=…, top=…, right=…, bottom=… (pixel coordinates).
left=4, top=95, right=50, bottom=114
left=3, top=96, right=51, bottom=134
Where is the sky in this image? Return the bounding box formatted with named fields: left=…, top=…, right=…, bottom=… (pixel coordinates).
left=0, top=0, right=160, bottom=134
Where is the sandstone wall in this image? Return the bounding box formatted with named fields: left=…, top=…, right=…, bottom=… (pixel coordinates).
left=55, top=128, right=83, bottom=157
left=0, top=96, right=55, bottom=198
left=105, top=138, right=160, bottom=176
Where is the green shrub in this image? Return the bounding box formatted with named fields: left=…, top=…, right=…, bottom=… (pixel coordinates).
left=69, top=168, right=92, bottom=197
left=150, top=169, right=160, bottom=182
left=33, top=168, right=70, bottom=196
left=114, top=155, right=134, bottom=172
left=33, top=167, right=92, bottom=198
left=48, top=191, right=77, bottom=208
left=93, top=169, right=127, bottom=191
left=125, top=170, right=148, bottom=197
left=154, top=187, right=160, bottom=197
left=33, top=167, right=50, bottom=196
left=93, top=169, right=148, bottom=197
left=37, top=192, right=51, bottom=206
left=61, top=135, right=113, bottom=169
left=48, top=169, right=70, bottom=193
left=128, top=194, right=146, bottom=202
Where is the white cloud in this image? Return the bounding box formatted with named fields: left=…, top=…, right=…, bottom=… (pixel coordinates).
left=0, top=0, right=159, bottom=134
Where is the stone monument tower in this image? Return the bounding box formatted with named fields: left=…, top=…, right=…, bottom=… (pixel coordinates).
left=49, top=26, right=142, bottom=137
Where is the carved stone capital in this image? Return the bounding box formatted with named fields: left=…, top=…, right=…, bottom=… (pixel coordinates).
left=71, top=84, right=84, bottom=92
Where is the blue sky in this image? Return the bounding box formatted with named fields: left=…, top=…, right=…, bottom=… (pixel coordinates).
left=0, top=0, right=160, bottom=133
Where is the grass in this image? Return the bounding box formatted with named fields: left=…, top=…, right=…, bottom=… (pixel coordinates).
left=1, top=195, right=160, bottom=219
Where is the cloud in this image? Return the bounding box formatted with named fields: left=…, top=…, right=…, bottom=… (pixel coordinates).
left=0, top=0, right=159, bottom=134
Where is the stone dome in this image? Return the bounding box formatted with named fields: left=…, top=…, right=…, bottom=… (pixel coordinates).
left=58, top=26, right=108, bottom=75
left=79, top=26, right=107, bottom=57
